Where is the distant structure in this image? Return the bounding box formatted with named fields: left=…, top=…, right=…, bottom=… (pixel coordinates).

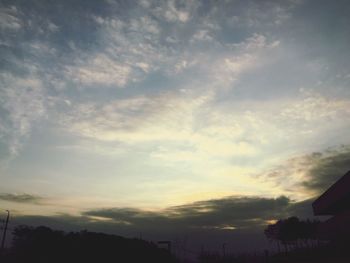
left=312, top=170, right=350, bottom=240
left=157, top=240, right=172, bottom=252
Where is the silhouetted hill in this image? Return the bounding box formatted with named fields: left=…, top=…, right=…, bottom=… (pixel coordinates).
left=2, top=225, right=177, bottom=263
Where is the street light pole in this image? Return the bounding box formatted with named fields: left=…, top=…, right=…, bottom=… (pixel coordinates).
left=1, top=210, right=10, bottom=252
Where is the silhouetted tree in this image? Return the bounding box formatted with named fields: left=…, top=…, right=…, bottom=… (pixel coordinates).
left=264, top=217, right=320, bottom=253
left=8, top=225, right=177, bottom=263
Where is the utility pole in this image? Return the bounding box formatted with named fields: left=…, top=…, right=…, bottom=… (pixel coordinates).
left=1, top=210, right=10, bottom=252
left=222, top=243, right=226, bottom=258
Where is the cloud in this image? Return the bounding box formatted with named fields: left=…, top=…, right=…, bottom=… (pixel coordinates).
left=144, top=0, right=198, bottom=23
left=212, top=90, right=350, bottom=162
left=0, top=73, right=47, bottom=163
left=1, top=0, right=350, bottom=238
left=8, top=195, right=310, bottom=242
left=279, top=90, right=350, bottom=123
left=66, top=54, right=132, bottom=87
left=57, top=89, right=264, bottom=183
left=201, top=0, right=300, bottom=32
left=57, top=31, right=282, bottom=145
left=59, top=91, right=213, bottom=142
left=260, top=146, right=350, bottom=197
left=83, top=195, right=294, bottom=230
left=302, top=147, right=350, bottom=192
left=191, top=30, right=213, bottom=42
left=8, top=194, right=317, bottom=254
left=64, top=14, right=166, bottom=87
left=0, top=193, right=43, bottom=204
left=0, top=6, right=22, bottom=30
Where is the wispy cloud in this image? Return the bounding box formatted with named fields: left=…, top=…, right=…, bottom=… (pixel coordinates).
left=66, top=54, right=132, bottom=87
left=139, top=0, right=199, bottom=23
left=0, top=193, right=44, bottom=204
left=0, top=6, right=22, bottom=30
left=0, top=0, right=307, bottom=165
left=0, top=73, right=47, bottom=162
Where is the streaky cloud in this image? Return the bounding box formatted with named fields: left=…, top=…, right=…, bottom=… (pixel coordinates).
left=0, top=193, right=44, bottom=204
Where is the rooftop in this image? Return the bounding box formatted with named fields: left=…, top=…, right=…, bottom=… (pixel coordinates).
left=312, top=171, right=350, bottom=216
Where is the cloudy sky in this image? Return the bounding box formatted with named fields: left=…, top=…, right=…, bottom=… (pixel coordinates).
left=1, top=0, right=350, bottom=254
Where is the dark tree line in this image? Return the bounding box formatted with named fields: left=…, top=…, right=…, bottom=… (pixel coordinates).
left=264, top=217, right=320, bottom=253
left=2, top=225, right=177, bottom=263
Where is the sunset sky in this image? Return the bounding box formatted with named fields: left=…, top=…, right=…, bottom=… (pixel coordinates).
left=1, top=0, right=350, bottom=253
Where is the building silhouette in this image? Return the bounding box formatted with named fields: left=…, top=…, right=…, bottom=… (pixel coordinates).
left=312, top=170, right=350, bottom=241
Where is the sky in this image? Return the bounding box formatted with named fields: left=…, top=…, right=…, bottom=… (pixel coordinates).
left=1, top=0, right=350, bottom=255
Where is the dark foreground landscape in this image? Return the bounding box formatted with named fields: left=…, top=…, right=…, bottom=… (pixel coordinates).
left=0, top=225, right=176, bottom=263
left=0, top=223, right=349, bottom=263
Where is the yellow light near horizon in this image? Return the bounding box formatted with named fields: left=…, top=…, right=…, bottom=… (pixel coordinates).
left=266, top=219, right=278, bottom=225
